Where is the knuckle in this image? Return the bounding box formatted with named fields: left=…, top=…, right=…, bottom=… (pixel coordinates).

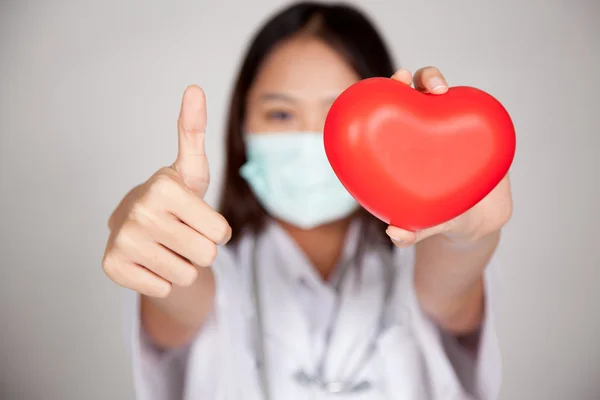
left=129, top=203, right=163, bottom=234
left=148, top=173, right=178, bottom=197
left=491, top=207, right=512, bottom=233
left=101, top=253, right=116, bottom=277
left=156, top=166, right=175, bottom=176
left=145, top=249, right=163, bottom=271
left=484, top=201, right=513, bottom=235
left=111, top=230, right=129, bottom=250
left=145, top=251, right=185, bottom=286
left=113, top=224, right=136, bottom=249
left=128, top=202, right=153, bottom=225
left=102, top=255, right=127, bottom=286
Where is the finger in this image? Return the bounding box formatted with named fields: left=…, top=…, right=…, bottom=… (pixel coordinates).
left=413, top=66, right=448, bottom=94
left=386, top=223, right=450, bottom=247
left=391, top=68, right=413, bottom=86
left=151, top=216, right=220, bottom=268
left=104, top=256, right=172, bottom=298
left=385, top=226, right=417, bottom=247
left=173, top=85, right=210, bottom=197
left=134, top=243, right=199, bottom=287
left=161, top=181, right=232, bottom=245
left=119, top=225, right=199, bottom=287
left=174, top=199, right=231, bottom=245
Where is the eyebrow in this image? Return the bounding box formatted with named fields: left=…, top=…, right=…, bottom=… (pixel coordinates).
left=260, top=93, right=298, bottom=103
left=259, top=92, right=340, bottom=104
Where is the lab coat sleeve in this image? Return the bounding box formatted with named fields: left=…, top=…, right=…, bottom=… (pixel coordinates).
left=396, top=246, right=502, bottom=400
left=444, top=255, right=502, bottom=400
left=123, top=243, right=245, bottom=400
left=123, top=290, right=192, bottom=400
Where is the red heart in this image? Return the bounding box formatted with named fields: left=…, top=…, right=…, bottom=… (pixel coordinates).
left=324, top=77, right=516, bottom=231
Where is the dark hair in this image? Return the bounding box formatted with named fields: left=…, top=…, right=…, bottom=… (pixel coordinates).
left=219, top=1, right=396, bottom=248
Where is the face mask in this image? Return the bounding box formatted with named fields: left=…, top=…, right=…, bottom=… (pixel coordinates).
left=240, top=131, right=359, bottom=229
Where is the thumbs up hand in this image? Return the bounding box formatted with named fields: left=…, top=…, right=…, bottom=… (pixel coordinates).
left=102, top=86, right=232, bottom=298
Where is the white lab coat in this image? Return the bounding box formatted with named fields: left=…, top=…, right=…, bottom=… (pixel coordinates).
left=125, top=220, right=502, bottom=400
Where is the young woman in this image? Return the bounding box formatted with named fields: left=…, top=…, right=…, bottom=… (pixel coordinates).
left=103, top=2, right=512, bottom=399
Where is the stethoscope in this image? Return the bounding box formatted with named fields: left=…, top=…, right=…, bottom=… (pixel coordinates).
left=250, top=234, right=397, bottom=399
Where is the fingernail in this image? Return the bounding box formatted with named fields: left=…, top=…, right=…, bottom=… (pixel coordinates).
left=429, top=77, right=447, bottom=93
left=386, top=229, right=404, bottom=243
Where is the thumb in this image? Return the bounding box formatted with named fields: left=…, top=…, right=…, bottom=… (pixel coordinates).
left=172, top=85, right=210, bottom=197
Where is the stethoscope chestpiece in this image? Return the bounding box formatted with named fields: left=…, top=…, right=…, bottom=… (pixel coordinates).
left=293, top=370, right=372, bottom=394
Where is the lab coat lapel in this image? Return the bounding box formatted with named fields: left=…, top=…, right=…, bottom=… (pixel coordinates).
left=324, top=250, right=384, bottom=382
left=257, top=225, right=313, bottom=372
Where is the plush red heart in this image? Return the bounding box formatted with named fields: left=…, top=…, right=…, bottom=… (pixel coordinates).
left=324, top=77, right=516, bottom=231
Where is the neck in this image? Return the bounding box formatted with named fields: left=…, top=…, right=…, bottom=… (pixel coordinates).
left=278, top=217, right=352, bottom=281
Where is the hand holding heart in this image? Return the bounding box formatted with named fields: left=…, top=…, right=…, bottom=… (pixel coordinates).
left=325, top=67, right=514, bottom=247
left=387, top=171, right=513, bottom=247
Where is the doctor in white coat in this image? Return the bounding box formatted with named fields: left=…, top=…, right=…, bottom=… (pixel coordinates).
left=102, top=2, right=512, bottom=399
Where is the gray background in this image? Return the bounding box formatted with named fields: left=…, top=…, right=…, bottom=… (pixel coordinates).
left=1, top=0, right=599, bottom=399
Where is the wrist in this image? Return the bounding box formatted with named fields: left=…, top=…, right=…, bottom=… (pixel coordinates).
left=440, top=228, right=501, bottom=251
left=417, top=277, right=485, bottom=336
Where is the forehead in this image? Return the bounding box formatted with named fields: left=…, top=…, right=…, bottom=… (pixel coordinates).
left=249, top=35, right=360, bottom=99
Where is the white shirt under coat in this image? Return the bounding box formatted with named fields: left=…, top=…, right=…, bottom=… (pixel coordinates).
left=125, top=220, right=502, bottom=399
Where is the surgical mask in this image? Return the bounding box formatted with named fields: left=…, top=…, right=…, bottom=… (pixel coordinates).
left=240, top=131, right=359, bottom=229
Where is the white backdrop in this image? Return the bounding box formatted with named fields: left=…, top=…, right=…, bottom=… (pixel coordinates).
left=1, top=0, right=599, bottom=399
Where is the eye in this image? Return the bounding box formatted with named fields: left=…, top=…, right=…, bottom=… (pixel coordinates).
left=266, top=110, right=293, bottom=121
